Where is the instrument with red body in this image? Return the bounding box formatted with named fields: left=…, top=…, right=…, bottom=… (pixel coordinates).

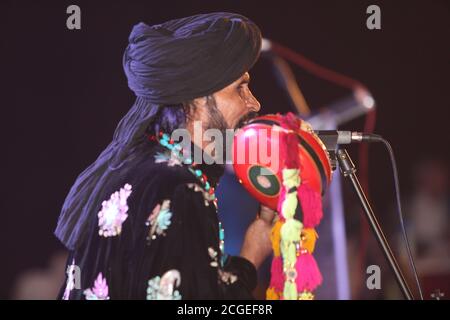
left=232, top=114, right=332, bottom=211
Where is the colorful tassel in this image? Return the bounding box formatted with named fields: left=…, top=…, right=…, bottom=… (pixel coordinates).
left=298, top=183, right=323, bottom=228
left=266, top=287, right=280, bottom=300
left=298, top=291, right=315, bottom=300
left=277, top=188, right=286, bottom=218
left=269, top=256, right=284, bottom=292
left=268, top=112, right=325, bottom=300
left=295, top=253, right=323, bottom=292
left=301, top=228, right=318, bottom=253
left=283, top=281, right=298, bottom=300
left=270, top=220, right=283, bottom=257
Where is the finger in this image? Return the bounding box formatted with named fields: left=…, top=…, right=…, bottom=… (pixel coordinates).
left=259, top=205, right=276, bottom=223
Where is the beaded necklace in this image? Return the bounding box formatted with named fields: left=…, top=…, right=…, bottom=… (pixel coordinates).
left=149, top=132, right=226, bottom=264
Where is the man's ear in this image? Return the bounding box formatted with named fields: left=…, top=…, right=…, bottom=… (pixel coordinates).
left=191, top=96, right=208, bottom=108
left=189, top=97, right=210, bottom=121
left=185, top=97, right=208, bottom=125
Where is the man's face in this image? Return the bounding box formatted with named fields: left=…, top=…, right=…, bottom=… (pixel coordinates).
left=211, top=72, right=261, bottom=129
left=189, top=72, right=260, bottom=131
left=186, top=72, right=260, bottom=160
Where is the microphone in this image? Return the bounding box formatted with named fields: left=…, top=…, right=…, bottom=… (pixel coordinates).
left=313, top=131, right=382, bottom=170
left=314, top=130, right=382, bottom=151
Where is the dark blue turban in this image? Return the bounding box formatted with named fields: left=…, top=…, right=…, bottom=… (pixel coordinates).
left=123, top=12, right=262, bottom=104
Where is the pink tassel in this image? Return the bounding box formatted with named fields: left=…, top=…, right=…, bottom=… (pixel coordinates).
left=279, top=129, right=288, bottom=169
left=283, top=112, right=301, bottom=132
left=269, top=256, right=285, bottom=292
left=280, top=113, right=300, bottom=169
left=295, top=253, right=323, bottom=292
left=277, top=188, right=286, bottom=219
left=298, top=183, right=323, bottom=228
left=284, top=133, right=300, bottom=168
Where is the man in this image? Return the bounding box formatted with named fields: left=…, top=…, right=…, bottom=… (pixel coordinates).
left=55, top=12, right=275, bottom=300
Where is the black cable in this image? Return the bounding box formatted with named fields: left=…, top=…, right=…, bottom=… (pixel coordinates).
left=373, top=136, right=424, bottom=300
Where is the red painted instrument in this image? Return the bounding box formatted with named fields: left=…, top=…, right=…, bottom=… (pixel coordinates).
left=232, top=114, right=332, bottom=210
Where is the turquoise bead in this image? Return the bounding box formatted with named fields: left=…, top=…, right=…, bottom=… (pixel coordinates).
left=157, top=132, right=219, bottom=223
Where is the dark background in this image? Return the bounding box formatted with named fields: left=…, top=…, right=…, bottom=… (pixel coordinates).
left=1, top=0, right=448, bottom=299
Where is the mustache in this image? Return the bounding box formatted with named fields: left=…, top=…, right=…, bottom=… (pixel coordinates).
left=236, top=112, right=259, bottom=129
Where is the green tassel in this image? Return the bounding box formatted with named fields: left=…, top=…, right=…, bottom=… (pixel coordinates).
left=281, top=219, right=302, bottom=268
left=282, top=192, right=298, bottom=219
left=282, top=243, right=297, bottom=267
left=282, top=169, right=300, bottom=189
left=283, top=281, right=298, bottom=300
left=281, top=219, right=302, bottom=242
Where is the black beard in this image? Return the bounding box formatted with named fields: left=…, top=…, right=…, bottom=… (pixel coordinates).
left=204, top=96, right=259, bottom=163
left=204, top=95, right=229, bottom=133
left=203, top=96, right=229, bottom=162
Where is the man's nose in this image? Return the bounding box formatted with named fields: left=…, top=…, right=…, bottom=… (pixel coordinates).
left=245, top=91, right=261, bottom=112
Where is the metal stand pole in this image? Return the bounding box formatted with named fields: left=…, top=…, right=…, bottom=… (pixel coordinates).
left=336, top=148, right=414, bottom=300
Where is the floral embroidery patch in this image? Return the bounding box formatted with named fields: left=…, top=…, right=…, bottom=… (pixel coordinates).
left=83, top=272, right=110, bottom=300
left=98, top=183, right=132, bottom=237
left=146, top=199, right=172, bottom=241
left=146, top=270, right=181, bottom=300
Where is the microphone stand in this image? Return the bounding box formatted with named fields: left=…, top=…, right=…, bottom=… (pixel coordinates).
left=335, top=148, right=414, bottom=300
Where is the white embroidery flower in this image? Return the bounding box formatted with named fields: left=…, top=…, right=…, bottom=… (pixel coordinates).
left=98, top=183, right=132, bottom=237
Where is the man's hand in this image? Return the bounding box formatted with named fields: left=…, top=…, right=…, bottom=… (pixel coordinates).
left=240, top=205, right=277, bottom=269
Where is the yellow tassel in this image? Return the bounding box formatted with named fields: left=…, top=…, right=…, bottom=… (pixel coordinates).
left=298, top=291, right=315, bottom=300
left=301, top=228, right=318, bottom=253
left=266, top=287, right=279, bottom=300
left=270, top=220, right=282, bottom=257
